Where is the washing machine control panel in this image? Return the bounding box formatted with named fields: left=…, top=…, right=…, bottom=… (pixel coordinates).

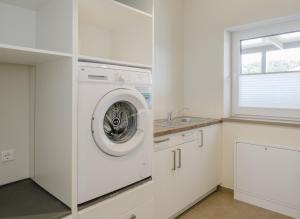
left=79, top=62, right=152, bottom=85
left=113, top=70, right=151, bottom=85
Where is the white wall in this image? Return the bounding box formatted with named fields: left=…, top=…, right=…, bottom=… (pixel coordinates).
left=153, top=0, right=184, bottom=119
left=0, top=64, right=32, bottom=185
left=183, top=0, right=300, bottom=189
left=184, top=0, right=300, bottom=118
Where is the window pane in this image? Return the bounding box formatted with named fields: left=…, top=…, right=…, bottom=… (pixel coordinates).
left=266, top=47, right=300, bottom=73
left=241, top=52, right=262, bottom=74
left=239, top=73, right=300, bottom=109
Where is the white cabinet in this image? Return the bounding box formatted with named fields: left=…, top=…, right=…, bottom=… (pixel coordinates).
left=176, top=141, right=203, bottom=212
left=78, top=181, right=154, bottom=219
left=200, top=125, right=221, bottom=195
left=116, top=199, right=154, bottom=219
left=153, top=124, right=221, bottom=219
left=235, top=142, right=300, bottom=218
left=153, top=144, right=178, bottom=218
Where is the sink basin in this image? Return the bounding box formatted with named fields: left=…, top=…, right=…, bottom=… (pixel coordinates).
left=157, top=117, right=206, bottom=128
left=175, top=117, right=192, bottom=123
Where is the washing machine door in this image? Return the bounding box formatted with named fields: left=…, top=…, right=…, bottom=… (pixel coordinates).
left=92, top=88, right=149, bottom=157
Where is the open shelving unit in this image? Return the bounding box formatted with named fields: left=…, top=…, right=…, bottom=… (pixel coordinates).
left=1, top=0, right=153, bottom=218
left=0, top=0, right=74, bottom=218
left=79, top=0, right=153, bottom=67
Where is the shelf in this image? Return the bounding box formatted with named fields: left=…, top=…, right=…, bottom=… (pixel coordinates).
left=79, top=55, right=152, bottom=69
left=0, top=0, right=73, bottom=54
left=79, top=0, right=152, bottom=30
left=0, top=44, right=72, bottom=65
left=0, top=179, right=71, bottom=219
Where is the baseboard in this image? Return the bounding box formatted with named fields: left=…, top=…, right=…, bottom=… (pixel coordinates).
left=235, top=191, right=300, bottom=219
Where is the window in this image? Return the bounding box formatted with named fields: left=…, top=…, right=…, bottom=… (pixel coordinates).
left=232, top=20, right=300, bottom=120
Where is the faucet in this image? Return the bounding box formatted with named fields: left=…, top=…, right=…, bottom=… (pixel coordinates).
left=167, top=107, right=190, bottom=121
left=167, top=111, right=173, bottom=121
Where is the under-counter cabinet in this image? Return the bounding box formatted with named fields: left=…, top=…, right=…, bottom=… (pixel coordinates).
left=153, top=124, right=221, bottom=219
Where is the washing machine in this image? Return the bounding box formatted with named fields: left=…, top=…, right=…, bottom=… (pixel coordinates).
left=77, top=62, right=153, bottom=204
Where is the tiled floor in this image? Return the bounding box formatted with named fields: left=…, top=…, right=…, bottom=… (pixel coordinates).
left=178, top=188, right=292, bottom=219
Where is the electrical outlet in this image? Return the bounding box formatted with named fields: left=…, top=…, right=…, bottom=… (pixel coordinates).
left=1, top=149, right=15, bottom=162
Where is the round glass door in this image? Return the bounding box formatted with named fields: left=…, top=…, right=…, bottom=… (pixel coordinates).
left=92, top=88, right=149, bottom=157
left=103, top=101, right=137, bottom=144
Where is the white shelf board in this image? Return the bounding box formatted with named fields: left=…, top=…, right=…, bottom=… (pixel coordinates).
left=0, top=44, right=72, bottom=65
left=79, top=0, right=152, bottom=30
left=79, top=55, right=152, bottom=69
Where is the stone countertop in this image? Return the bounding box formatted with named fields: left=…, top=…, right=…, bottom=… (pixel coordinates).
left=154, top=117, right=222, bottom=137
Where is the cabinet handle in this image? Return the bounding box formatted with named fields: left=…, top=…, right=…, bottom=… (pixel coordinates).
left=172, top=150, right=176, bottom=171
left=199, top=130, right=204, bottom=147
left=154, top=138, right=170, bottom=144
left=129, top=214, right=136, bottom=219
left=182, top=132, right=193, bottom=137
left=177, top=148, right=182, bottom=168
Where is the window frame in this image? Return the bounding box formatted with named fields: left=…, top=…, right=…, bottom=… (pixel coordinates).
left=232, top=19, right=300, bottom=121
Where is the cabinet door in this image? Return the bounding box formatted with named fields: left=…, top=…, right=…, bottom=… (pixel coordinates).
left=175, top=141, right=201, bottom=212
left=200, top=125, right=221, bottom=195
left=236, top=142, right=300, bottom=209
left=153, top=148, right=177, bottom=219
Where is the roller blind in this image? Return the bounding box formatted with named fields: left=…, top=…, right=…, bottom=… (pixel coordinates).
left=239, top=72, right=300, bottom=109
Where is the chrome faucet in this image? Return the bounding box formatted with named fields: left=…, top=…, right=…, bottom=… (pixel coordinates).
left=167, top=107, right=189, bottom=121
left=167, top=111, right=173, bottom=121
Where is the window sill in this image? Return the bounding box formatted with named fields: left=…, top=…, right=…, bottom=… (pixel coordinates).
left=222, top=116, right=300, bottom=128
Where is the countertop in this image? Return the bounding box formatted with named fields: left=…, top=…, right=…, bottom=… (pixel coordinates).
left=154, top=117, right=222, bottom=137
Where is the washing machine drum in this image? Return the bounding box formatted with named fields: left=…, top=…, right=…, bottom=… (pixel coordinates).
left=92, top=88, right=149, bottom=157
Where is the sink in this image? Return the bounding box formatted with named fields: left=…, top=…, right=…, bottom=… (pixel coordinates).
left=175, top=117, right=192, bottom=123
left=157, top=117, right=206, bottom=128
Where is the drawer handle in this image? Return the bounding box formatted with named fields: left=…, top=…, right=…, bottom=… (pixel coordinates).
left=199, top=130, right=204, bottom=147
left=182, top=132, right=193, bottom=137
left=154, top=138, right=170, bottom=144
left=177, top=148, right=182, bottom=168
left=172, top=150, right=176, bottom=171
left=129, top=214, right=136, bottom=219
